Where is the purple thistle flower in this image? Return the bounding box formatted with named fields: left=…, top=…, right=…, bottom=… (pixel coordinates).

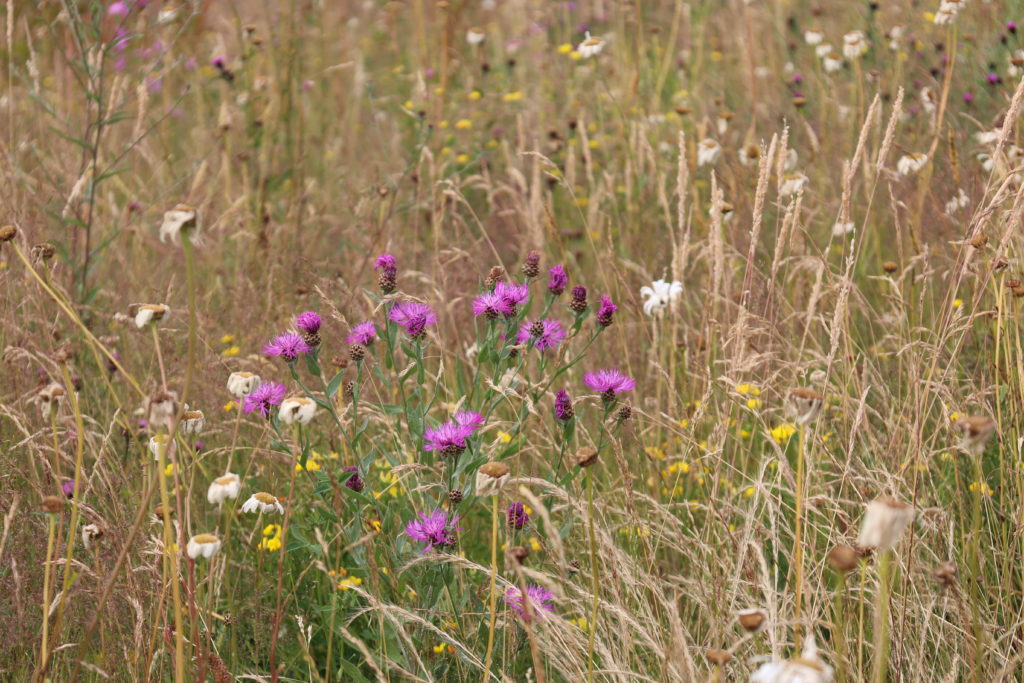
left=375, top=253, right=397, bottom=273
left=503, top=585, right=555, bottom=621
left=454, top=411, right=485, bottom=431
left=62, top=480, right=76, bottom=498
left=405, top=509, right=461, bottom=553
left=507, top=502, right=529, bottom=529
left=1009, top=21, right=1018, bottom=33
left=346, top=321, right=378, bottom=345
left=342, top=466, right=365, bottom=492
left=596, top=295, right=617, bottom=327
left=554, top=390, right=574, bottom=421
left=963, top=92, right=975, bottom=103
left=494, top=280, right=530, bottom=314
left=388, top=301, right=437, bottom=339
left=294, top=311, right=322, bottom=334
left=987, top=72, right=1000, bottom=85
left=516, top=319, right=567, bottom=351
left=262, top=332, right=312, bottom=362
left=583, top=368, right=635, bottom=403
left=211, top=56, right=227, bottom=69
left=547, top=264, right=568, bottom=295
left=423, top=421, right=475, bottom=457
left=242, top=381, right=287, bottom=418
left=472, top=291, right=513, bottom=319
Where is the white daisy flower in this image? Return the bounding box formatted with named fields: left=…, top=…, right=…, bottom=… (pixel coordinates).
left=132, top=303, right=170, bottom=329
left=181, top=408, right=205, bottom=435
left=207, top=473, right=242, bottom=505
left=842, top=31, right=867, bottom=59
left=466, top=27, right=485, bottom=46
left=896, top=153, right=928, bottom=175
left=697, top=138, right=721, bottom=167
left=241, top=491, right=285, bottom=515
left=815, top=43, right=833, bottom=58
left=751, top=634, right=834, bottom=683
left=803, top=28, right=824, bottom=46
left=779, top=172, right=808, bottom=197
left=944, top=188, right=969, bottom=214
left=227, top=371, right=261, bottom=398
left=639, top=279, right=683, bottom=317
left=857, top=498, right=915, bottom=551
left=149, top=433, right=176, bottom=461
left=187, top=533, right=222, bottom=560
left=576, top=32, right=605, bottom=58
left=823, top=52, right=843, bottom=73
left=832, top=221, right=855, bottom=237
left=279, top=396, right=318, bottom=425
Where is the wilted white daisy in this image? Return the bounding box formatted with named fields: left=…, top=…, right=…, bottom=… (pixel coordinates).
left=897, top=153, right=928, bottom=175
left=146, top=390, right=178, bottom=431
left=779, top=172, right=808, bottom=197
left=887, top=25, right=904, bottom=50
left=751, top=634, right=834, bottom=683
left=639, top=279, right=683, bottom=316
left=476, top=461, right=510, bottom=497
left=227, top=371, right=261, bottom=398
left=934, top=0, right=964, bottom=25
left=279, top=396, right=318, bottom=425
left=241, top=491, right=284, bottom=515
left=944, top=188, right=970, bottom=214
left=132, top=303, right=170, bottom=329
left=159, top=204, right=198, bottom=244
left=832, top=220, right=855, bottom=237
left=576, top=32, right=605, bottom=58
left=783, top=148, right=798, bottom=171
left=738, top=144, right=761, bottom=167
left=148, top=433, right=175, bottom=461
left=974, top=129, right=1001, bottom=145
left=180, top=408, right=205, bottom=435
left=786, top=387, right=824, bottom=425
left=977, top=152, right=993, bottom=172
left=697, top=138, right=721, bottom=167
left=186, top=533, right=222, bottom=560
left=466, top=27, right=485, bottom=46
left=857, top=498, right=915, bottom=550
left=822, top=52, right=843, bottom=73
left=207, top=473, right=242, bottom=505
left=842, top=31, right=867, bottom=59
left=81, top=523, right=104, bottom=550
left=953, top=415, right=996, bottom=456
left=36, top=382, right=66, bottom=416
left=716, top=112, right=732, bottom=136
left=920, top=86, right=937, bottom=114
left=815, top=43, right=833, bottom=58
left=803, top=28, right=824, bottom=45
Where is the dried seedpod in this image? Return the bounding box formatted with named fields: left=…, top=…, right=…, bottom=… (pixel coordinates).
left=576, top=447, right=599, bottom=468
left=827, top=544, right=860, bottom=572
left=953, top=415, right=996, bottom=456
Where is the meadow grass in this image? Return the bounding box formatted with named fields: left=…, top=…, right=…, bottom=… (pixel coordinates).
left=2, top=0, right=1024, bottom=681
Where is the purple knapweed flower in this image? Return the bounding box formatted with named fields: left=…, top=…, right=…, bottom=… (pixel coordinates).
left=405, top=509, right=461, bottom=553
left=211, top=56, right=227, bottom=69
left=583, top=368, right=636, bottom=403
left=342, top=466, right=365, bottom=492
left=547, top=265, right=568, bottom=295
left=516, top=319, right=567, bottom=351
left=1009, top=21, right=1018, bottom=33
left=507, top=502, right=529, bottom=529
left=963, top=92, right=975, bottom=103
left=375, top=253, right=397, bottom=274
left=569, top=285, right=588, bottom=313
left=424, top=416, right=479, bottom=457
left=503, top=585, right=555, bottom=621
left=262, top=333, right=311, bottom=362
left=294, top=312, right=321, bottom=335
left=494, top=280, right=530, bottom=314
left=242, top=381, right=287, bottom=418
left=388, top=301, right=436, bottom=338
left=454, top=411, right=485, bottom=431
left=596, top=295, right=617, bottom=327
left=472, top=291, right=513, bottom=319
left=62, top=480, right=76, bottom=498
left=108, top=1, right=130, bottom=16
left=987, top=72, right=1000, bottom=85
left=346, top=321, right=378, bottom=345
left=554, top=390, right=574, bottom=421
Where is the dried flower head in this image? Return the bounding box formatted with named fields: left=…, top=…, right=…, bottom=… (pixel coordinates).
left=737, top=608, right=767, bottom=633
left=751, top=634, right=833, bottom=682
left=36, top=383, right=66, bottom=416
left=953, top=415, right=996, bottom=456
left=476, top=461, right=510, bottom=496
left=181, top=408, right=205, bottom=435
left=207, top=473, right=242, bottom=505
left=159, top=204, right=198, bottom=244
left=933, top=561, right=957, bottom=589
left=42, top=495, right=65, bottom=514
left=705, top=649, right=732, bottom=666
left=227, top=371, right=261, bottom=398
left=81, top=523, right=104, bottom=550
left=278, top=396, right=318, bottom=425
left=827, top=545, right=860, bottom=572
left=857, top=498, right=915, bottom=551
left=133, top=303, right=170, bottom=329
left=576, top=446, right=599, bottom=468
left=0, top=225, right=17, bottom=242
left=786, top=387, right=825, bottom=425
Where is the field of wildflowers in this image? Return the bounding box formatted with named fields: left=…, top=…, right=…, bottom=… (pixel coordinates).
left=3, top=0, right=1024, bottom=680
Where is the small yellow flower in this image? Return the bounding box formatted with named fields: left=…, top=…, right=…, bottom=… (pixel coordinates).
left=223, top=401, right=237, bottom=412
left=502, top=91, right=523, bottom=102
left=569, top=50, right=582, bottom=60
left=736, top=384, right=761, bottom=396
left=710, top=51, right=723, bottom=62
left=497, top=431, right=513, bottom=444
left=220, top=334, right=235, bottom=344
left=263, top=524, right=281, bottom=537
left=743, top=486, right=755, bottom=499
left=678, top=418, right=690, bottom=428
left=969, top=481, right=993, bottom=496
left=740, top=429, right=752, bottom=439
left=456, top=153, right=470, bottom=163
left=587, top=139, right=599, bottom=149
left=438, top=120, right=449, bottom=130
left=163, top=463, right=175, bottom=477
left=923, top=11, right=935, bottom=21
left=952, top=298, right=963, bottom=308
left=557, top=43, right=573, bottom=54
left=433, top=643, right=446, bottom=654
left=222, top=345, right=241, bottom=357
left=746, top=398, right=762, bottom=410
left=770, top=424, right=797, bottom=444
left=529, top=536, right=541, bottom=552
left=338, top=576, right=363, bottom=590
left=949, top=412, right=962, bottom=422
left=433, top=87, right=444, bottom=95
left=263, top=536, right=282, bottom=551
left=455, top=119, right=472, bottom=130
left=403, top=100, right=415, bottom=110
left=569, top=617, right=589, bottom=631
left=468, top=90, right=482, bottom=101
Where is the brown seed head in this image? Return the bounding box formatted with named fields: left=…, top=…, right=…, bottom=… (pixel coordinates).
left=0, top=225, right=16, bottom=242
left=737, top=608, right=767, bottom=633
left=42, top=496, right=64, bottom=514
left=478, top=461, right=510, bottom=479
left=827, top=544, right=860, bottom=572
left=705, top=649, right=732, bottom=666
left=508, top=546, right=530, bottom=565
left=882, top=261, right=898, bottom=273
left=31, top=242, right=55, bottom=260
left=576, top=447, right=599, bottom=468
left=969, top=232, right=988, bottom=249
left=933, top=560, right=957, bottom=588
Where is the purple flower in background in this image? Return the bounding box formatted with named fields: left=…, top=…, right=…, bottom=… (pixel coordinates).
left=507, top=502, right=529, bottom=529
left=596, top=295, right=617, bottom=327
left=503, top=585, right=555, bottom=621
left=423, top=421, right=475, bottom=457
left=987, top=72, right=1000, bottom=85
left=346, top=321, right=378, bottom=345
left=1009, top=21, right=1018, bottom=33
left=108, top=1, right=130, bottom=16
left=516, top=319, right=566, bottom=351
left=554, top=390, right=574, bottom=421
left=472, top=291, right=513, bottom=319
left=963, top=92, right=975, bottom=103
left=389, top=301, right=436, bottom=338
left=375, top=253, right=397, bottom=274
left=454, top=411, right=485, bottom=431
left=405, top=509, right=461, bottom=552
left=263, top=333, right=311, bottom=362
left=212, top=56, right=227, bottom=69
left=547, top=265, right=568, bottom=295
left=583, top=368, right=635, bottom=402
left=242, top=381, right=287, bottom=418
left=494, top=281, right=530, bottom=314
left=294, top=312, right=322, bottom=335
left=342, top=466, right=365, bottom=492
left=62, top=480, right=76, bottom=498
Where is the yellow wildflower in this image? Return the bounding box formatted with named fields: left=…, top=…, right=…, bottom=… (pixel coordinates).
left=338, top=576, right=363, bottom=590
left=736, top=384, right=761, bottom=396
left=502, top=91, right=523, bottom=102
left=468, top=90, right=482, bottom=101
left=770, top=424, right=797, bottom=444
left=557, top=43, right=573, bottom=54
left=455, top=119, right=472, bottom=130
left=220, top=334, right=235, bottom=344
left=222, top=345, right=241, bottom=357
left=498, top=431, right=513, bottom=444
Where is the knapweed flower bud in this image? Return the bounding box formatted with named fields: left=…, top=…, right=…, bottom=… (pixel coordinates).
left=350, top=344, right=365, bottom=362
left=186, top=533, right=222, bottom=560
left=207, top=473, right=242, bottom=505
left=827, top=545, right=860, bottom=572
left=547, top=264, right=568, bottom=295
left=181, top=409, right=205, bottom=435
left=554, top=390, right=574, bottom=421
left=523, top=251, right=541, bottom=278
left=737, top=608, right=767, bottom=633
left=132, top=303, right=170, bottom=329
left=294, top=311, right=322, bottom=347
left=342, top=467, right=365, bottom=492
left=596, top=295, right=617, bottom=327
left=507, top=501, right=529, bottom=529
left=786, top=387, right=824, bottom=425
left=484, top=266, right=505, bottom=290
left=375, top=253, right=397, bottom=294
left=576, top=447, right=599, bottom=468
left=882, top=261, right=898, bottom=274
left=42, top=495, right=65, bottom=514
left=227, top=372, right=261, bottom=398
left=81, top=523, right=104, bottom=550
left=448, top=488, right=464, bottom=504
left=476, top=461, right=510, bottom=497
left=857, top=498, right=915, bottom=551
left=159, top=204, right=198, bottom=244
left=569, top=285, right=588, bottom=313
left=705, top=649, right=732, bottom=666
left=953, top=415, right=996, bottom=456
left=241, top=492, right=284, bottom=514
left=278, top=396, right=318, bottom=425
left=0, top=225, right=17, bottom=242
left=617, top=404, right=632, bottom=422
